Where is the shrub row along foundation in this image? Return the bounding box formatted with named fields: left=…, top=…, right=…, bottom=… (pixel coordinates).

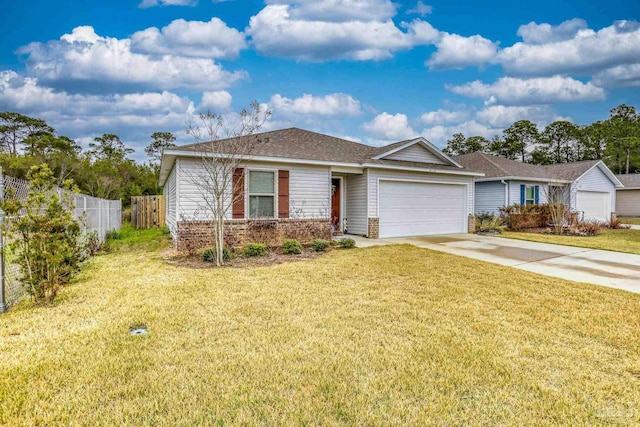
left=177, top=218, right=332, bottom=253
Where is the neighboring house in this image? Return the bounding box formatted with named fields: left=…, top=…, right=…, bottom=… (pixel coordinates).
left=615, top=174, right=640, bottom=217
left=454, top=152, right=623, bottom=222
left=159, top=128, right=483, bottom=249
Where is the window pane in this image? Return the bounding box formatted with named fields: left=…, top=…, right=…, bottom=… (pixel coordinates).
left=249, top=196, right=274, bottom=218
left=525, top=186, right=535, bottom=199
left=249, top=171, right=274, bottom=194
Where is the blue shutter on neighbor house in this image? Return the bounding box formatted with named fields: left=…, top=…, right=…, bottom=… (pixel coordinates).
left=534, top=186, right=539, bottom=204
left=520, top=185, right=525, bottom=205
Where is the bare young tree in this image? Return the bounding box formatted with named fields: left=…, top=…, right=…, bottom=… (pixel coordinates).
left=184, top=102, right=271, bottom=266
left=543, top=184, right=574, bottom=235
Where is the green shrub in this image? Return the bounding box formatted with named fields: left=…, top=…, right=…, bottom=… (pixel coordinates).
left=80, top=230, right=102, bottom=257
left=475, top=214, right=506, bottom=234
left=310, top=239, right=330, bottom=252
left=160, top=226, right=170, bottom=235
left=243, top=243, right=268, bottom=257
left=202, top=247, right=231, bottom=262
left=105, top=229, right=123, bottom=240
left=281, top=239, right=302, bottom=254
left=337, top=237, right=356, bottom=249
left=0, top=164, right=83, bottom=304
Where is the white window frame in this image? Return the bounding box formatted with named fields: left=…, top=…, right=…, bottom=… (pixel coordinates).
left=246, top=168, right=278, bottom=219
left=524, top=184, right=536, bottom=206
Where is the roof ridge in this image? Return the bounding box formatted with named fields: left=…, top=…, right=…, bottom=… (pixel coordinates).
left=476, top=152, right=510, bottom=175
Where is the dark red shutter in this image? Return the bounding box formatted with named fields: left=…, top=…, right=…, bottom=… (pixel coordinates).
left=232, top=168, right=245, bottom=219
left=278, top=170, right=289, bottom=218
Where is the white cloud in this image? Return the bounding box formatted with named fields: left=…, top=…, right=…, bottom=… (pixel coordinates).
left=498, top=20, right=640, bottom=76
left=131, top=18, right=246, bottom=59
left=269, top=93, right=361, bottom=116
left=593, top=63, right=640, bottom=88
left=427, top=32, right=498, bottom=70
left=516, top=18, right=588, bottom=44
left=475, top=105, right=562, bottom=128
left=200, top=91, right=233, bottom=111
left=265, top=0, right=398, bottom=22
left=447, top=76, right=606, bottom=105
left=247, top=4, right=438, bottom=61
left=0, top=70, right=195, bottom=159
left=420, top=108, right=469, bottom=125
left=407, top=1, right=432, bottom=16
left=421, top=120, right=500, bottom=148
left=139, top=0, right=197, bottom=8
left=362, top=112, right=416, bottom=140
left=18, top=26, right=246, bottom=92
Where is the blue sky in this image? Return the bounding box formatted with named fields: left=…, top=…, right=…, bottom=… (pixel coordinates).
left=1, top=0, right=639, bottom=161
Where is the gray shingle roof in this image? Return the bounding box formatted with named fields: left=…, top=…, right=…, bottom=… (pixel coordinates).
left=454, top=152, right=602, bottom=182
left=176, top=127, right=464, bottom=171
left=616, top=173, right=640, bottom=188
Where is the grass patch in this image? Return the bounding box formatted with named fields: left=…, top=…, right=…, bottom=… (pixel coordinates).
left=500, top=228, right=640, bottom=255
left=619, top=217, right=640, bottom=225
left=105, top=223, right=171, bottom=252
left=1, top=230, right=639, bottom=425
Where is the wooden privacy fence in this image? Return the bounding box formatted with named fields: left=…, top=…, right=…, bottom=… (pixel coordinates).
left=131, top=195, right=166, bottom=228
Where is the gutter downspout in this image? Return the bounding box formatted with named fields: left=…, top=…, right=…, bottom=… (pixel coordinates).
left=501, top=180, right=508, bottom=207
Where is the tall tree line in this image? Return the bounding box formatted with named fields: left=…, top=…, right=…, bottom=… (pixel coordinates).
left=442, top=104, right=640, bottom=174
left=0, top=112, right=177, bottom=206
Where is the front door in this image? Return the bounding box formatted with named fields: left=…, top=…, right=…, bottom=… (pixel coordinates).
left=331, top=178, right=341, bottom=232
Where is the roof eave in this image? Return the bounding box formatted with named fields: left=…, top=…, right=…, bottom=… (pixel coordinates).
left=474, top=176, right=572, bottom=184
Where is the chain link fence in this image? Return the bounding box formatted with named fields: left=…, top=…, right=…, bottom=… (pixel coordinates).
left=0, top=170, right=122, bottom=311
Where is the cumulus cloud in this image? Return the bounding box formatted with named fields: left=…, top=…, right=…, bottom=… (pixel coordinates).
left=0, top=70, right=195, bottom=159
left=593, top=63, right=640, bottom=88
left=421, top=120, right=499, bottom=148
left=200, top=91, right=233, bottom=111
left=516, top=18, right=588, bottom=44
left=447, top=76, right=606, bottom=105
left=18, top=26, right=246, bottom=92
left=130, top=18, right=246, bottom=59
left=269, top=93, right=361, bottom=116
left=420, top=108, right=469, bottom=125
left=498, top=20, right=640, bottom=76
left=265, top=0, right=398, bottom=22
left=426, top=32, right=498, bottom=70
left=362, top=112, right=416, bottom=140
left=247, top=3, right=438, bottom=61
left=406, top=1, right=432, bottom=16
left=139, top=0, right=197, bottom=8
left=475, top=105, right=563, bottom=128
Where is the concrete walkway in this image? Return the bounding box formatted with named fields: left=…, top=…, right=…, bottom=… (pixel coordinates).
left=348, top=234, right=640, bottom=294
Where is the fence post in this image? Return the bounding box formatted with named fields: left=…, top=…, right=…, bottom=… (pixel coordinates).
left=83, top=195, right=87, bottom=233
left=0, top=167, right=6, bottom=313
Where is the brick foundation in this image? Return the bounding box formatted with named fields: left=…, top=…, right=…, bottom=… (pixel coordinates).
left=468, top=214, right=476, bottom=233
left=367, top=217, right=379, bottom=239
left=176, top=218, right=331, bottom=253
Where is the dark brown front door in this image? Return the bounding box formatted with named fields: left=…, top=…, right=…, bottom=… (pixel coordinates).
left=331, top=178, right=341, bottom=231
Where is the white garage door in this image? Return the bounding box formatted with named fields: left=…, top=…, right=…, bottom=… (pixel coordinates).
left=379, top=181, right=466, bottom=238
left=577, top=191, right=610, bottom=222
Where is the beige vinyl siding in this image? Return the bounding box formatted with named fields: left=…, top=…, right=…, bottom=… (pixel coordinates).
left=384, top=144, right=447, bottom=164
left=616, top=189, right=640, bottom=216
left=177, top=158, right=331, bottom=220
left=345, top=173, right=367, bottom=235
left=367, top=168, right=474, bottom=218
left=163, top=163, right=177, bottom=238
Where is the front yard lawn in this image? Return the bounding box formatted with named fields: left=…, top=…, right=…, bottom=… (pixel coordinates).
left=500, top=228, right=640, bottom=255
left=1, top=231, right=639, bottom=425
left=620, top=217, right=640, bottom=225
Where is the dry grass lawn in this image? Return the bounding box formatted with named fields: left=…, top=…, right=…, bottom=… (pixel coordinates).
left=620, top=217, right=640, bottom=225
left=1, top=230, right=639, bottom=426
left=500, top=228, right=640, bottom=255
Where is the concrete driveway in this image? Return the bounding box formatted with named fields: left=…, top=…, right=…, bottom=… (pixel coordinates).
left=351, top=234, right=640, bottom=294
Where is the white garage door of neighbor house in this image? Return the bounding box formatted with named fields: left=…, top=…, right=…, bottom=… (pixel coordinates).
left=379, top=181, right=466, bottom=238
left=577, top=191, right=610, bottom=222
